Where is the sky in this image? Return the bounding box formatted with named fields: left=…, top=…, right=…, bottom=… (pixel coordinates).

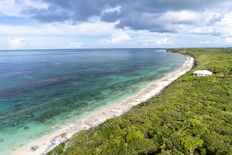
left=0, top=0, right=232, bottom=50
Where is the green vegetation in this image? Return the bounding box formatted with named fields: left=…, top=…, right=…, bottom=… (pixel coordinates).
left=49, top=48, right=232, bottom=155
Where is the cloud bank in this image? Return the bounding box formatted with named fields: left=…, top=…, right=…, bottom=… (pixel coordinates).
left=0, top=0, right=232, bottom=49
left=19, top=0, right=231, bottom=33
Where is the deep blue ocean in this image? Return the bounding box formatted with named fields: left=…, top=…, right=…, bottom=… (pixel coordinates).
left=0, top=49, right=186, bottom=154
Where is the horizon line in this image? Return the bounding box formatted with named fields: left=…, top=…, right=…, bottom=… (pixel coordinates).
left=0, top=46, right=231, bottom=51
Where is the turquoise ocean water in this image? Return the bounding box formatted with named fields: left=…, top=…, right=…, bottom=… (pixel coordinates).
left=0, top=49, right=186, bottom=154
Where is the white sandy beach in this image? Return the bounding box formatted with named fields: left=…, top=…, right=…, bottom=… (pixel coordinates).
left=10, top=55, right=194, bottom=155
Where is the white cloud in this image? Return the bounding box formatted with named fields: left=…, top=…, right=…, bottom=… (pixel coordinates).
left=145, top=10, right=227, bottom=37
left=0, top=0, right=48, bottom=17
left=20, top=0, right=48, bottom=9
left=161, top=10, right=199, bottom=23
left=106, top=30, right=131, bottom=44
left=213, top=12, right=232, bottom=37
left=102, top=5, right=121, bottom=14
left=0, top=20, right=116, bottom=36
left=224, top=37, right=232, bottom=44
left=8, top=38, right=25, bottom=48
left=0, top=0, right=21, bottom=16
left=135, top=10, right=225, bottom=35
left=154, top=37, right=174, bottom=46
left=199, top=37, right=232, bottom=46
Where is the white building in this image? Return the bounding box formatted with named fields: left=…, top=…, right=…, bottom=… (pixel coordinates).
left=193, top=70, right=213, bottom=76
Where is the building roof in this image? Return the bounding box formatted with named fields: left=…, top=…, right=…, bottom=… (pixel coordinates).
left=193, top=70, right=213, bottom=75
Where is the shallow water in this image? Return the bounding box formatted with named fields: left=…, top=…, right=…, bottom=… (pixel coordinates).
left=0, top=49, right=185, bottom=154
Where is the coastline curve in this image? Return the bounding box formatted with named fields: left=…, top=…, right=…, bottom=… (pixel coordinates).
left=10, top=53, right=194, bottom=155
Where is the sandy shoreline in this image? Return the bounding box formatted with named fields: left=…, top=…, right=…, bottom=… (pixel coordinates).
left=10, top=54, right=194, bottom=155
